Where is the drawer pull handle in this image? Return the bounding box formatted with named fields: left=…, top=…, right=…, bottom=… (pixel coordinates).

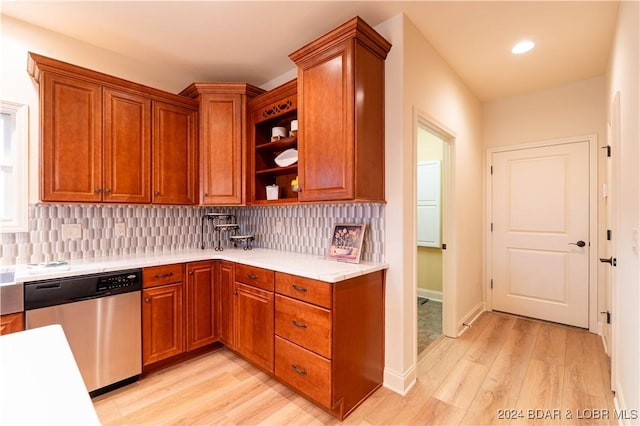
left=154, top=272, right=174, bottom=279
left=291, top=284, right=308, bottom=292
left=291, top=364, right=307, bottom=375
left=247, top=273, right=258, bottom=280
left=291, top=320, right=307, bottom=328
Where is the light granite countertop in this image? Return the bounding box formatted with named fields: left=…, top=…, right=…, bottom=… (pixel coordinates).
left=11, top=248, right=388, bottom=284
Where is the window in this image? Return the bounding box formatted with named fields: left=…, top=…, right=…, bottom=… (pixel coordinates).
left=0, top=101, right=28, bottom=233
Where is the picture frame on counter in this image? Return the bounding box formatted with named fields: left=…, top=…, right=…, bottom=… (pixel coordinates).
left=327, top=223, right=365, bottom=263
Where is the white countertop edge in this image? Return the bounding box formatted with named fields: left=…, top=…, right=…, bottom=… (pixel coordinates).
left=11, top=248, right=388, bottom=284
left=0, top=324, right=101, bottom=426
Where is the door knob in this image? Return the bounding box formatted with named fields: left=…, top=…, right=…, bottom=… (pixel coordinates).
left=599, top=257, right=617, bottom=266
left=569, top=240, right=586, bottom=247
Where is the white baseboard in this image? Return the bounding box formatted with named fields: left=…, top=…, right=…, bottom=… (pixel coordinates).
left=383, top=364, right=416, bottom=396
left=457, top=302, right=485, bottom=336
left=417, top=288, right=443, bottom=303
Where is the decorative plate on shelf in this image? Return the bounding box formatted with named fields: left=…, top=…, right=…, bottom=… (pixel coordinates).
left=274, top=148, right=298, bottom=167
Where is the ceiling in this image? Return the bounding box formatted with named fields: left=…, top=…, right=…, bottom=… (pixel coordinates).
left=0, top=1, right=619, bottom=101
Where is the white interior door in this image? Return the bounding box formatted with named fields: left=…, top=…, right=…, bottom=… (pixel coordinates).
left=491, top=141, right=590, bottom=328
left=417, top=160, right=441, bottom=248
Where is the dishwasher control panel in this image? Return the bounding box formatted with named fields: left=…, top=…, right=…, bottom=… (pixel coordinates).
left=97, top=272, right=141, bottom=292
left=25, top=269, right=142, bottom=310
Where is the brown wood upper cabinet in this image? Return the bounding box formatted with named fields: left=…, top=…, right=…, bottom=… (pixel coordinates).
left=289, top=17, right=391, bottom=202
left=38, top=71, right=103, bottom=202
left=104, top=88, right=151, bottom=203
left=152, top=101, right=198, bottom=204
left=181, top=83, right=264, bottom=205
left=28, top=52, right=198, bottom=204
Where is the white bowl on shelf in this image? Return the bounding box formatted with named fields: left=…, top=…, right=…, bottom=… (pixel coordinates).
left=274, top=148, right=298, bottom=167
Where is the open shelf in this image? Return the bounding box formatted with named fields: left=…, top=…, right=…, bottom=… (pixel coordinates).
left=248, top=79, right=298, bottom=204
left=256, top=165, right=298, bottom=176
left=256, top=136, right=297, bottom=152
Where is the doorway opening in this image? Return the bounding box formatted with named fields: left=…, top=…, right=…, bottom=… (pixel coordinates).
left=416, top=123, right=448, bottom=356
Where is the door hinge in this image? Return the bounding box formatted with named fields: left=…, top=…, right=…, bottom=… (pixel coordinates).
left=490, top=279, right=493, bottom=289
left=491, top=223, right=493, bottom=232
left=442, top=243, right=447, bottom=250
left=607, top=229, right=612, bottom=240
left=490, top=165, right=493, bottom=175
left=601, top=145, right=611, bottom=157
left=601, top=311, right=611, bottom=324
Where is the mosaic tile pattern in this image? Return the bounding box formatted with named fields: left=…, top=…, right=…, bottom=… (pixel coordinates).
left=0, top=203, right=384, bottom=266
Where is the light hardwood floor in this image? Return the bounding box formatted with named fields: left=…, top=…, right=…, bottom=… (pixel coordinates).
left=93, top=312, right=616, bottom=425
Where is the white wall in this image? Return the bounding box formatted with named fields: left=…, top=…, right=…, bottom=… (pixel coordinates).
left=606, top=0, right=640, bottom=417
left=483, top=77, right=606, bottom=148
left=377, top=14, right=483, bottom=395
left=0, top=15, right=195, bottom=203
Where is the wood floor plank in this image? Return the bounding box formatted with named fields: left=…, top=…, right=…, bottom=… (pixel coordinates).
left=461, top=318, right=540, bottom=425
left=563, top=328, right=610, bottom=398
left=408, top=396, right=466, bottom=425
left=464, top=313, right=517, bottom=367
left=432, top=357, right=489, bottom=410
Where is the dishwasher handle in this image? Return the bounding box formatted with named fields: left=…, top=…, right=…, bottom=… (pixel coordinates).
left=70, top=291, right=112, bottom=303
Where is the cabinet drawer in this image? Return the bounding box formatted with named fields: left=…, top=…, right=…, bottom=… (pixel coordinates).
left=275, top=272, right=332, bottom=308
left=235, top=264, right=274, bottom=292
left=275, top=295, right=331, bottom=358
left=275, top=336, right=331, bottom=408
left=143, top=264, right=184, bottom=288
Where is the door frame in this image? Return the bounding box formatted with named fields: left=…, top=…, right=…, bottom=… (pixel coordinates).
left=485, top=135, right=599, bottom=333
left=413, top=109, right=456, bottom=340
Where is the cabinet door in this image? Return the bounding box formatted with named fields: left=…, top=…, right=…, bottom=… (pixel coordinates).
left=103, top=88, right=151, bottom=203
left=0, top=312, right=24, bottom=335
left=235, top=282, right=274, bottom=373
left=297, top=43, right=355, bottom=202
left=186, top=261, right=216, bottom=351
left=41, top=72, right=102, bottom=202
left=217, top=261, right=235, bottom=349
left=152, top=101, right=198, bottom=204
left=200, top=94, right=244, bottom=205
left=142, top=283, right=184, bottom=366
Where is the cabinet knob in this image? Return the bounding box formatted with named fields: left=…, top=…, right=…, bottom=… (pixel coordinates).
left=144, top=298, right=151, bottom=303
left=188, top=271, right=194, bottom=276
left=203, top=192, right=208, bottom=198
left=154, top=191, right=160, bottom=196
left=104, top=188, right=112, bottom=194
left=233, top=290, right=238, bottom=295
left=94, top=188, right=102, bottom=194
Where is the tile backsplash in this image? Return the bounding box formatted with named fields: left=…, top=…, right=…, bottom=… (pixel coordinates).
left=0, top=203, right=384, bottom=266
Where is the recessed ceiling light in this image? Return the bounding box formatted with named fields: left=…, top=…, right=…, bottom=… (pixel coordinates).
left=512, top=40, right=535, bottom=55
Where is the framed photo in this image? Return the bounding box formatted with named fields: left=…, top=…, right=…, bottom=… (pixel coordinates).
left=327, top=223, right=366, bottom=263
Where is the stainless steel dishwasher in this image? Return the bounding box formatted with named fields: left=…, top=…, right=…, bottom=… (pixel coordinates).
left=24, top=269, right=142, bottom=395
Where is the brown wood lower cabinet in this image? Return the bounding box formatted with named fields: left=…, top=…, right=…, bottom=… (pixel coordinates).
left=186, top=261, right=216, bottom=351
left=234, top=264, right=275, bottom=373
left=273, top=270, right=385, bottom=420
left=216, top=261, right=235, bottom=349
left=140, top=260, right=384, bottom=420
left=142, top=282, right=184, bottom=366
left=0, top=312, right=25, bottom=335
